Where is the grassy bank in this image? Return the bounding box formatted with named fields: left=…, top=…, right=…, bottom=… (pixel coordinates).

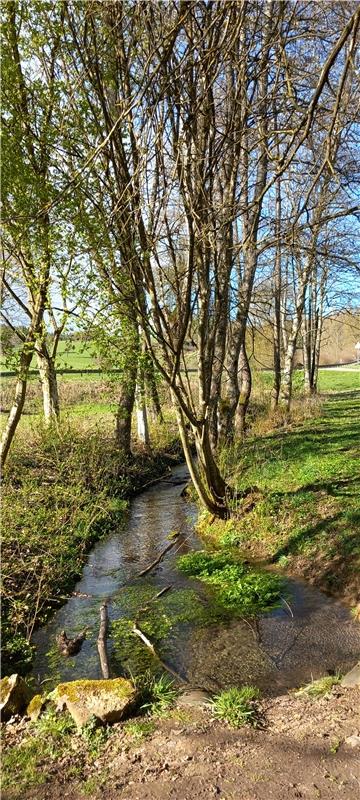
left=206, top=390, right=360, bottom=606
left=1, top=419, right=181, bottom=676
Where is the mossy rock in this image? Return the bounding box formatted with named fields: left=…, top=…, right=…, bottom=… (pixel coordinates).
left=26, top=694, right=47, bottom=721
left=52, top=678, right=138, bottom=727
left=0, top=674, right=34, bottom=721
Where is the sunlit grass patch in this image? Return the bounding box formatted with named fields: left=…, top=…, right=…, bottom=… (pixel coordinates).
left=1, top=710, right=75, bottom=794
left=211, top=685, right=260, bottom=728
left=123, top=718, right=156, bottom=741
left=217, top=393, right=360, bottom=597
left=295, top=674, right=341, bottom=699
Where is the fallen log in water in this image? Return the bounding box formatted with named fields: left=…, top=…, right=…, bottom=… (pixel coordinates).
left=137, top=535, right=180, bottom=577
left=97, top=601, right=110, bottom=679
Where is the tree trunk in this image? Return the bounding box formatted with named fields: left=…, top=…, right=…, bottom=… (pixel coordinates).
left=145, top=356, right=163, bottom=422
left=236, top=343, right=252, bottom=436
left=271, top=172, right=282, bottom=410
left=302, top=312, right=312, bottom=396
left=312, top=308, right=323, bottom=394
left=172, top=394, right=228, bottom=518
left=115, top=373, right=136, bottom=456
left=0, top=347, right=33, bottom=469
left=279, top=335, right=297, bottom=412
left=136, top=366, right=150, bottom=449
left=36, top=347, right=60, bottom=423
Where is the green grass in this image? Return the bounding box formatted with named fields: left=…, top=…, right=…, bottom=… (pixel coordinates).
left=219, top=391, right=360, bottom=598
left=1, top=710, right=75, bottom=794
left=211, top=686, right=260, bottom=728
left=1, top=340, right=98, bottom=373
left=295, top=674, right=341, bottom=699
left=251, top=366, right=360, bottom=396
left=139, top=673, right=179, bottom=717
left=123, top=718, right=156, bottom=741
left=317, top=368, right=360, bottom=393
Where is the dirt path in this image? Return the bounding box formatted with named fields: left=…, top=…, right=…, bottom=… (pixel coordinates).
left=4, top=686, right=359, bottom=800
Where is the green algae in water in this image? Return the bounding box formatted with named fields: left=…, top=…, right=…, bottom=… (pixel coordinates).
left=177, top=551, right=283, bottom=615
left=111, top=585, right=227, bottom=678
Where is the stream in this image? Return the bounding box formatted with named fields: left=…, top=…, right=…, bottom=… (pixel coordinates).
left=31, top=464, right=360, bottom=696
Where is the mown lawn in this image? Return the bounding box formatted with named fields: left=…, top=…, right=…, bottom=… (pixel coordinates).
left=253, top=366, right=360, bottom=395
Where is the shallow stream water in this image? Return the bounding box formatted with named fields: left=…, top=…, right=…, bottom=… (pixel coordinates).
left=31, top=464, right=360, bottom=695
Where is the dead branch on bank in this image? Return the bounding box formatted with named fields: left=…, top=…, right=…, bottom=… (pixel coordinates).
left=137, top=469, right=172, bottom=491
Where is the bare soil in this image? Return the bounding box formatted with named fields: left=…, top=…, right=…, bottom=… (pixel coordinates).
left=3, top=686, right=360, bottom=800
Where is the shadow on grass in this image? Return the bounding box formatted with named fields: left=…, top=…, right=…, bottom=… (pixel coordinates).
left=274, top=474, right=360, bottom=499
left=272, top=504, right=360, bottom=587
left=244, top=392, right=360, bottom=469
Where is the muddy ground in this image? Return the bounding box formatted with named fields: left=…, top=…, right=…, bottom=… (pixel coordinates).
left=2, top=685, right=360, bottom=800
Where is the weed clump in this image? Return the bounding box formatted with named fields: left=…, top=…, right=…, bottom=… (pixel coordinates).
left=295, top=674, right=341, bottom=699
left=211, top=685, right=260, bottom=728
left=137, top=672, right=179, bottom=717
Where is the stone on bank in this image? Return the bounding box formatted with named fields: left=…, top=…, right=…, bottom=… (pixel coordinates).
left=52, top=677, right=138, bottom=727
left=0, top=674, right=33, bottom=721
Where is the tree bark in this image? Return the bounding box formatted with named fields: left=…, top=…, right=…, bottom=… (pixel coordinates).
left=97, top=601, right=110, bottom=680
left=115, top=373, right=136, bottom=456
left=136, top=364, right=150, bottom=449
left=145, top=355, right=163, bottom=422
left=279, top=335, right=298, bottom=412
left=236, top=343, right=252, bottom=436
left=172, top=396, right=228, bottom=518
left=0, top=348, right=32, bottom=469
left=271, top=172, right=282, bottom=409
left=36, top=345, right=60, bottom=424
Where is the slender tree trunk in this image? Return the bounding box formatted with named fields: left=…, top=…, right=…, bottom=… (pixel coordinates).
left=280, top=270, right=310, bottom=412
left=115, top=374, right=136, bottom=456
left=1, top=273, right=50, bottom=467
left=0, top=347, right=33, bottom=469
left=279, top=335, right=298, bottom=412
left=236, top=343, right=252, bottom=436
left=172, top=394, right=228, bottom=518
left=271, top=173, right=282, bottom=409
left=302, top=312, right=312, bottom=396
left=312, top=308, right=323, bottom=394
left=36, top=346, right=60, bottom=423
left=136, top=365, right=150, bottom=449
left=145, top=355, right=163, bottom=422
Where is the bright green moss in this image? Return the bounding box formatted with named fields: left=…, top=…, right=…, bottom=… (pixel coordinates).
left=53, top=677, right=136, bottom=705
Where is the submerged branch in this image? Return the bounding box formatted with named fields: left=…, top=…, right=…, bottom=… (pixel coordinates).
left=131, top=624, right=186, bottom=684
left=97, top=600, right=110, bottom=679
left=137, top=534, right=180, bottom=577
